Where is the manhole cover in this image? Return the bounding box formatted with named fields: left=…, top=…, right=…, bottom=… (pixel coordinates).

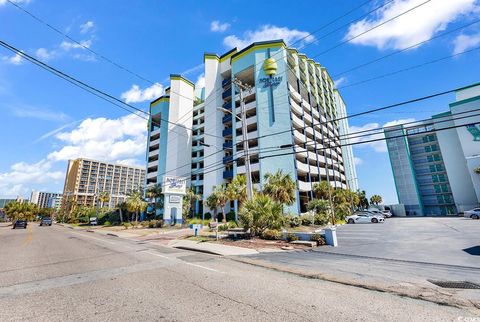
left=428, top=280, right=480, bottom=289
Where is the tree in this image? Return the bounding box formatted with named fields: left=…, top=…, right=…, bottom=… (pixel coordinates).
left=183, top=188, right=201, bottom=225
left=239, top=193, right=284, bottom=236
left=307, top=199, right=330, bottom=215
left=312, top=181, right=333, bottom=201
left=98, top=191, right=110, bottom=216
left=475, top=167, right=480, bottom=175
left=205, top=185, right=228, bottom=222
left=205, top=187, right=219, bottom=221
left=357, top=190, right=369, bottom=209
left=4, top=201, right=38, bottom=222
left=126, top=189, right=148, bottom=223
left=116, top=201, right=128, bottom=223
left=370, top=194, right=383, bottom=206
left=263, top=170, right=296, bottom=207
left=226, top=175, right=247, bottom=210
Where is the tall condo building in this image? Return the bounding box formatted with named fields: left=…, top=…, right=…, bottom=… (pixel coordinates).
left=146, top=40, right=357, bottom=216
left=385, top=82, right=480, bottom=216
left=62, top=158, right=146, bottom=209
left=30, top=190, right=62, bottom=209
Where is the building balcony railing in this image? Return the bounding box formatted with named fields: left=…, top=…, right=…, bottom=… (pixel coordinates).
left=222, top=78, right=231, bottom=88
left=223, top=155, right=233, bottom=164
left=222, top=88, right=232, bottom=100
left=222, top=127, right=233, bottom=137
left=223, top=141, right=233, bottom=149
left=222, top=114, right=232, bottom=124
left=223, top=170, right=233, bottom=179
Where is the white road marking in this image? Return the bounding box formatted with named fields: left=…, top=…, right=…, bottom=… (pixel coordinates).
left=143, top=251, right=170, bottom=259
left=183, top=262, right=220, bottom=273
left=71, top=232, right=116, bottom=244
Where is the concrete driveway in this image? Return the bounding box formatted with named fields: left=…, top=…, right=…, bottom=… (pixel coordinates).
left=323, top=217, right=479, bottom=267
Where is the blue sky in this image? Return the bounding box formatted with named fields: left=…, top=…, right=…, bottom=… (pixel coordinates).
left=1, top=0, right=479, bottom=204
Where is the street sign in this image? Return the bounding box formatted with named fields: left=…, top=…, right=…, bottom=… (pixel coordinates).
left=163, top=176, right=187, bottom=195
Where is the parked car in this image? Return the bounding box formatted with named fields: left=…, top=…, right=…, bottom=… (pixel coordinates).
left=367, top=209, right=384, bottom=217
left=40, top=217, right=52, bottom=226
left=12, top=220, right=27, bottom=229
left=346, top=212, right=385, bottom=224
left=464, top=208, right=480, bottom=220
left=382, top=210, right=393, bottom=218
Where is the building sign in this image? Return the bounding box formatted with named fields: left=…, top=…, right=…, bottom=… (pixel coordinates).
left=169, top=195, right=182, bottom=203
left=259, top=76, right=283, bottom=88
left=163, top=176, right=187, bottom=195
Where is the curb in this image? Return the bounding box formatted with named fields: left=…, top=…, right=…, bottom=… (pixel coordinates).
left=229, top=257, right=480, bottom=314
left=172, top=245, right=221, bottom=256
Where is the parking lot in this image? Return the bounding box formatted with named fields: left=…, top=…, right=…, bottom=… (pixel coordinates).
left=323, top=217, right=479, bottom=267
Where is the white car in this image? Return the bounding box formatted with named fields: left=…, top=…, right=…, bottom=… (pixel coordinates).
left=346, top=212, right=385, bottom=224
left=464, top=208, right=480, bottom=220
left=382, top=210, right=393, bottom=218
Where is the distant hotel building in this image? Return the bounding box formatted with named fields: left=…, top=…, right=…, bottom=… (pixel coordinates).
left=385, top=83, right=480, bottom=215
left=62, top=158, right=146, bottom=209
left=30, top=190, right=62, bottom=209
left=146, top=40, right=358, bottom=216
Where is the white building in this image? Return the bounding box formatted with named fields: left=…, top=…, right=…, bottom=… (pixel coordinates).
left=385, top=82, right=480, bottom=215
left=30, top=190, right=62, bottom=209
left=146, top=40, right=358, bottom=222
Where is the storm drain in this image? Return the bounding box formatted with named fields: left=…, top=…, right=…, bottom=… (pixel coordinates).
left=427, top=280, right=480, bottom=289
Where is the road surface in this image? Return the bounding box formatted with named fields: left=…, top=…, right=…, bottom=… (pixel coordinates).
left=0, top=224, right=474, bottom=321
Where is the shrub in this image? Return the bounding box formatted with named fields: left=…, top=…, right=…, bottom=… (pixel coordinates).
left=140, top=221, right=149, bottom=228
left=286, top=232, right=298, bottom=242
left=288, top=215, right=301, bottom=228
left=227, top=221, right=238, bottom=229
left=310, top=233, right=326, bottom=245
left=155, top=220, right=164, bottom=228
left=314, top=213, right=330, bottom=226
left=217, top=213, right=224, bottom=222
left=148, top=220, right=157, bottom=228
left=104, top=221, right=111, bottom=227
left=300, top=215, right=313, bottom=226
left=239, top=194, right=285, bottom=236
left=123, top=222, right=131, bottom=229
left=218, top=224, right=228, bottom=231
left=204, top=212, right=212, bottom=220
left=226, top=211, right=236, bottom=222
left=261, top=229, right=281, bottom=240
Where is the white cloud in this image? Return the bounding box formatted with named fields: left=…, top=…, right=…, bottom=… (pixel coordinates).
left=354, top=157, right=364, bottom=166
left=35, top=48, right=55, bottom=61
left=345, top=0, right=479, bottom=50
left=80, top=21, right=95, bottom=34
left=60, top=39, right=92, bottom=51
left=195, top=73, right=205, bottom=89
left=210, top=20, right=230, bottom=32
left=48, top=114, right=147, bottom=164
left=1, top=53, right=23, bottom=65
left=349, top=118, right=415, bottom=152
left=121, top=83, right=164, bottom=103
left=223, top=25, right=315, bottom=49
left=0, top=160, right=64, bottom=197
left=334, top=77, right=347, bottom=87
left=453, top=32, right=480, bottom=54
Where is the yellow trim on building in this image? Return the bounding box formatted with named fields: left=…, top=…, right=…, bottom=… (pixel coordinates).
left=170, top=75, right=195, bottom=88
left=151, top=97, right=169, bottom=107
left=204, top=54, right=219, bottom=63
left=220, top=50, right=237, bottom=63
left=231, top=42, right=285, bottom=63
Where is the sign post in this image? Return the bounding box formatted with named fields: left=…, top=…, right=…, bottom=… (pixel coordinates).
left=162, top=176, right=187, bottom=225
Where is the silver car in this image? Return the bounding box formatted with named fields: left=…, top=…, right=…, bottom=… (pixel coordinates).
left=464, top=208, right=480, bottom=220
left=346, top=212, right=385, bottom=224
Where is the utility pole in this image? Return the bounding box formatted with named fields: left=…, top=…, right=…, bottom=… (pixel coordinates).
left=233, top=78, right=253, bottom=200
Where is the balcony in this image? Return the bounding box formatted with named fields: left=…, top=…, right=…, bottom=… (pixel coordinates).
left=222, top=88, right=232, bottom=100
left=223, top=155, right=233, bottom=164
left=148, top=150, right=159, bottom=158
left=222, top=101, right=232, bottom=110
left=222, top=127, right=233, bottom=137
left=223, top=141, right=233, bottom=149
left=296, top=160, right=310, bottom=173
left=150, top=128, right=160, bottom=138
left=223, top=170, right=233, bottom=179
left=222, top=114, right=232, bottom=124
left=237, top=162, right=260, bottom=174
left=149, top=138, right=160, bottom=147
left=222, top=78, right=231, bottom=88
left=147, top=171, right=158, bottom=179
left=298, top=180, right=311, bottom=192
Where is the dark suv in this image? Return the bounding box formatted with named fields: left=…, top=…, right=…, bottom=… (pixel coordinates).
left=40, top=217, right=52, bottom=226
left=13, top=220, right=27, bottom=229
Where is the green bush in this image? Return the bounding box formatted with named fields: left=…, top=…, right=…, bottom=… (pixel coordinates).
left=261, top=229, right=281, bottom=240
left=140, top=221, right=150, bottom=228
left=218, top=224, right=228, bottom=231
left=288, top=215, right=301, bottom=228
left=314, top=213, right=330, bottom=226
left=226, top=211, right=236, bottom=222
left=310, top=233, right=326, bottom=245
left=104, top=221, right=111, bottom=227
left=148, top=220, right=157, bottom=228
left=227, top=220, right=238, bottom=229
left=204, top=212, right=212, bottom=220
left=155, top=220, right=164, bottom=228
left=123, top=222, right=131, bottom=229
left=239, top=194, right=285, bottom=236
left=286, top=232, right=298, bottom=242
left=300, top=215, right=313, bottom=226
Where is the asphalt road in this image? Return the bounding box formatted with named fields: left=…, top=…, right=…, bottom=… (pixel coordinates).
left=0, top=224, right=475, bottom=321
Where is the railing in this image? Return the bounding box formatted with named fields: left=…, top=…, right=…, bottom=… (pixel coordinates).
left=223, top=170, right=233, bottom=179
left=222, top=127, right=232, bottom=137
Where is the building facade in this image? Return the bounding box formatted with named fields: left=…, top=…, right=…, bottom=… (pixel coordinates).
left=62, top=158, right=146, bottom=209
left=146, top=40, right=357, bottom=217
left=385, top=83, right=480, bottom=215
left=30, top=190, right=62, bottom=209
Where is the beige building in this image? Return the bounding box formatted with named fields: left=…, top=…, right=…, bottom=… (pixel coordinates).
left=62, top=158, right=146, bottom=209
left=30, top=190, right=62, bottom=209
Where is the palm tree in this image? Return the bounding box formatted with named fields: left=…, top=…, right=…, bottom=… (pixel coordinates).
left=126, top=189, right=148, bottom=223
left=215, top=185, right=229, bottom=222
left=239, top=193, right=284, bottom=236
left=205, top=187, right=219, bottom=221
left=116, top=201, right=128, bottom=223
left=370, top=194, right=383, bottom=206
left=263, top=170, right=296, bottom=207
left=4, top=201, right=38, bottom=222
left=357, top=190, right=369, bottom=209
left=182, top=188, right=201, bottom=225
left=307, top=199, right=330, bottom=215
left=312, top=181, right=332, bottom=200
left=98, top=191, right=110, bottom=214
left=226, top=175, right=247, bottom=210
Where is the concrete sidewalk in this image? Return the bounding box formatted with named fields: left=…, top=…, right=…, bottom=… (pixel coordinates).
left=170, top=239, right=259, bottom=256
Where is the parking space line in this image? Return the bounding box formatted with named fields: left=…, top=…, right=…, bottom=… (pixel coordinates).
left=183, top=262, right=220, bottom=273
left=143, top=251, right=170, bottom=259
left=71, top=232, right=116, bottom=245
